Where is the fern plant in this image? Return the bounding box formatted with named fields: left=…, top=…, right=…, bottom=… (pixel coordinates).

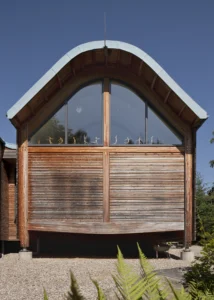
left=44, top=244, right=214, bottom=300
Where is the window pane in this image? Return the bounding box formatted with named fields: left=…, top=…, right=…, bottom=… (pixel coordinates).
left=111, top=83, right=145, bottom=145
left=67, top=83, right=102, bottom=145
left=147, top=107, right=182, bottom=145
left=29, top=106, right=65, bottom=144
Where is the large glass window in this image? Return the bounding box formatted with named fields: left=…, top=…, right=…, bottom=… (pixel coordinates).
left=29, top=80, right=182, bottom=146
left=147, top=107, right=182, bottom=145
left=67, top=83, right=102, bottom=145
left=110, top=83, right=182, bottom=146
left=111, top=83, right=146, bottom=145
left=30, top=106, right=65, bottom=144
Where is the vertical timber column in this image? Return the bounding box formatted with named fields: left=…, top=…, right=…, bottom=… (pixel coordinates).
left=184, top=131, right=193, bottom=249
left=192, top=129, right=197, bottom=241
left=18, top=126, right=29, bottom=248
left=103, top=78, right=110, bottom=222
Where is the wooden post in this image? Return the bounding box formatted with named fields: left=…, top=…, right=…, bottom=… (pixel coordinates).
left=184, top=131, right=193, bottom=249
left=18, top=126, right=29, bottom=248
left=103, top=78, right=110, bottom=222
left=103, top=78, right=110, bottom=147
left=103, top=151, right=110, bottom=222
left=192, top=129, right=197, bottom=241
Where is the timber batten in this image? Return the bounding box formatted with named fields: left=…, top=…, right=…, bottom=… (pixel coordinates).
left=18, top=127, right=29, bottom=247
left=27, top=147, right=184, bottom=234
left=0, top=141, right=18, bottom=241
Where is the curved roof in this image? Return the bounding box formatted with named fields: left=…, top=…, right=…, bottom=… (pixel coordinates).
left=7, top=40, right=208, bottom=121
left=0, top=137, right=17, bottom=149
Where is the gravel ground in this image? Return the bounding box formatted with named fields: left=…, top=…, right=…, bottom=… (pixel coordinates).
left=0, top=248, right=196, bottom=300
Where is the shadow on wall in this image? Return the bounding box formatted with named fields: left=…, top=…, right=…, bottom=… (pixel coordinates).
left=29, top=231, right=183, bottom=258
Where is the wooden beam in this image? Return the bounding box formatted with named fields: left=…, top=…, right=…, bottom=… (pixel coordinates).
left=28, top=146, right=185, bottom=153
left=56, top=74, right=63, bottom=89
left=92, top=50, right=96, bottom=65
left=14, top=116, right=21, bottom=126
left=128, top=54, right=132, bottom=66
left=117, top=50, right=120, bottom=65
left=192, top=129, right=197, bottom=241
left=178, top=105, right=186, bottom=117
left=27, top=104, right=35, bottom=116
left=151, top=75, right=158, bottom=90
left=191, top=116, right=199, bottom=127
left=138, top=61, right=144, bottom=76
left=44, top=94, right=49, bottom=103
left=18, top=126, right=29, bottom=248
left=103, top=151, right=110, bottom=222
left=28, top=221, right=184, bottom=234
left=164, top=90, right=171, bottom=103
left=103, top=78, right=110, bottom=147
left=184, top=132, right=193, bottom=248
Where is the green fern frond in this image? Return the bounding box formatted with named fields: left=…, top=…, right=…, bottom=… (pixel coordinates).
left=113, top=246, right=157, bottom=300
left=156, top=286, right=170, bottom=300
left=44, top=289, right=49, bottom=300
left=65, top=271, right=86, bottom=300
left=91, top=279, right=107, bottom=300
left=137, top=243, right=167, bottom=300
left=137, top=243, right=154, bottom=276
left=167, top=279, right=192, bottom=300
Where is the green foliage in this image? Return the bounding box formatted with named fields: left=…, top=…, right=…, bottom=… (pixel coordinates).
left=196, top=173, right=214, bottom=241
left=30, top=115, right=90, bottom=145
left=44, top=245, right=214, bottom=300
left=65, top=271, right=86, bottom=300
left=184, top=238, right=214, bottom=296
left=44, top=289, right=49, bottom=300
left=113, top=246, right=152, bottom=300
left=188, top=281, right=214, bottom=300
left=91, top=279, right=107, bottom=300
left=167, top=280, right=191, bottom=300
left=210, top=131, right=214, bottom=168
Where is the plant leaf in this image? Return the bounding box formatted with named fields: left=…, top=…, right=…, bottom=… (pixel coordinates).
left=65, top=271, right=86, bottom=300
left=44, top=289, right=49, bottom=300
left=91, top=279, right=107, bottom=300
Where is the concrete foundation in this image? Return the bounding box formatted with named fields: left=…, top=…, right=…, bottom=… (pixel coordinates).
left=19, top=251, right=33, bottom=261
left=180, top=250, right=194, bottom=262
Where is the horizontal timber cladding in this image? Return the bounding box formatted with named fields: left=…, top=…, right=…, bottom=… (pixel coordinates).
left=28, top=152, right=103, bottom=224
left=1, top=163, right=17, bottom=240
left=109, top=152, right=185, bottom=230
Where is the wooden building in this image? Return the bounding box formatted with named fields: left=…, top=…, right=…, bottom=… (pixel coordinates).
left=4, top=41, right=207, bottom=251
left=0, top=138, right=18, bottom=246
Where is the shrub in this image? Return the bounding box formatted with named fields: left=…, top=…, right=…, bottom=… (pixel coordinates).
left=184, top=238, right=214, bottom=297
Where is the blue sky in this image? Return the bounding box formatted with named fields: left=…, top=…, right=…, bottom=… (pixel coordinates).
left=0, top=0, right=213, bottom=185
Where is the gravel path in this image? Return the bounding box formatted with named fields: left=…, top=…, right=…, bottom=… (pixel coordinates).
left=0, top=249, right=194, bottom=300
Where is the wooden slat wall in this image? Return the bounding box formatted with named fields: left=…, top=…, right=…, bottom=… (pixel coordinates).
left=0, top=162, right=8, bottom=240
left=110, top=152, right=184, bottom=230
left=28, top=152, right=103, bottom=225
left=3, top=148, right=17, bottom=160
left=0, top=163, right=17, bottom=240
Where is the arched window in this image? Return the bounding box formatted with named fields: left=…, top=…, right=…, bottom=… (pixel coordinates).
left=29, top=83, right=103, bottom=145
left=29, top=81, right=182, bottom=145
left=110, top=83, right=182, bottom=145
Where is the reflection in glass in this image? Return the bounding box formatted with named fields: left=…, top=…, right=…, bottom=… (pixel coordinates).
left=111, top=83, right=145, bottom=145
left=68, top=83, right=102, bottom=145
left=30, top=106, right=65, bottom=144
left=147, top=107, right=182, bottom=145
left=29, top=81, right=182, bottom=146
